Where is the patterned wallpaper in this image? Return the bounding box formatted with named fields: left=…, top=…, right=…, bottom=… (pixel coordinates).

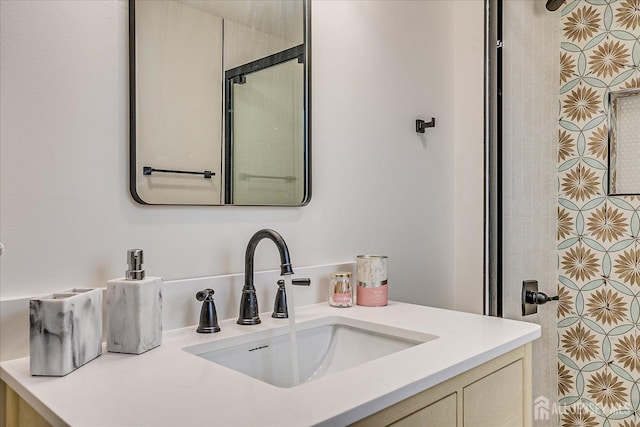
left=558, top=1, right=640, bottom=426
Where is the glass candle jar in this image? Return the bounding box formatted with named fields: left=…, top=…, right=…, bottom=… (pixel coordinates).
left=329, top=272, right=353, bottom=307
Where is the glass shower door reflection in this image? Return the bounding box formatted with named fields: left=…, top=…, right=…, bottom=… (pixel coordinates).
left=227, top=57, right=305, bottom=205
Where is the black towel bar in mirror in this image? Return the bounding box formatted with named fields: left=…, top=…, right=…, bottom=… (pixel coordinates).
left=143, top=166, right=215, bottom=179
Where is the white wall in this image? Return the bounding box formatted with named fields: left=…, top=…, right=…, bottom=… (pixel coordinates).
left=0, top=1, right=483, bottom=319
left=135, top=0, right=223, bottom=204
left=453, top=0, right=485, bottom=314
left=224, top=18, right=298, bottom=70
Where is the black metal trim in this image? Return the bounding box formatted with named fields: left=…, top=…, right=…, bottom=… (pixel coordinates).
left=496, top=0, right=503, bottom=318
left=484, top=0, right=503, bottom=317
left=128, top=1, right=148, bottom=204
left=607, top=88, right=640, bottom=196
left=128, top=0, right=311, bottom=207
left=301, top=0, right=312, bottom=206
left=225, top=45, right=304, bottom=81
left=224, top=71, right=234, bottom=204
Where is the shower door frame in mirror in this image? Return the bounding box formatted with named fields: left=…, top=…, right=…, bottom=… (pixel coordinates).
left=224, top=44, right=305, bottom=205
left=128, top=0, right=311, bottom=206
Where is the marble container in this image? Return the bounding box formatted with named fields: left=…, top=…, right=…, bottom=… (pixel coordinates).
left=107, top=277, right=162, bottom=354
left=30, top=288, right=103, bottom=376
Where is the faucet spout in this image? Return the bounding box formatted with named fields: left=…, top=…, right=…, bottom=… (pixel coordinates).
left=238, top=229, right=294, bottom=325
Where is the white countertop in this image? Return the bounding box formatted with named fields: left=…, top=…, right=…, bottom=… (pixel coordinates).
left=1, top=302, right=540, bottom=427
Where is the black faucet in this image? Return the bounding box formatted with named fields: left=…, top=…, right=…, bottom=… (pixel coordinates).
left=238, top=229, right=294, bottom=325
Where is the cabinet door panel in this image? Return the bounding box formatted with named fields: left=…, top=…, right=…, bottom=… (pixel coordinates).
left=391, top=393, right=456, bottom=427
left=4, top=383, right=52, bottom=427
left=463, top=360, right=523, bottom=427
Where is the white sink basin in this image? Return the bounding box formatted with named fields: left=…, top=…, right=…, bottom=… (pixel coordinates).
left=183, top=316, right=437, bottom=388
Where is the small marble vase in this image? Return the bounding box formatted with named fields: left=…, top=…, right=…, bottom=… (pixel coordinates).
left=107, top=277, right=162, bottom=354
left=30, top=288, right=103, bottom=376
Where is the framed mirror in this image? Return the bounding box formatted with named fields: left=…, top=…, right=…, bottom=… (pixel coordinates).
left=608, top=88, right=640, bottom=196
left=129, top=0, right=310, bottom=206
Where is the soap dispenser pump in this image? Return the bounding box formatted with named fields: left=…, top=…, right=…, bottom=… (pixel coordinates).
left=107, top=249, right=163, bottom=354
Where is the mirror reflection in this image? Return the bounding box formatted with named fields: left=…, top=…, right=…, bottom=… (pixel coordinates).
left=130, top=0, right=310, bottom=206
left=608, top=88, right=640, bottom=195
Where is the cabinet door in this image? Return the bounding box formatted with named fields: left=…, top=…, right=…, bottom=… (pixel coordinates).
left=4, top=384, right=51, bottom=427
left=463, top=360, right=523, bottom=426
left=391, top=393, right=456, bottom=427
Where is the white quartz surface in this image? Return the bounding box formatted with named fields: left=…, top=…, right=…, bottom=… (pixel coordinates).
left=1, top=302, right=540, bottom=427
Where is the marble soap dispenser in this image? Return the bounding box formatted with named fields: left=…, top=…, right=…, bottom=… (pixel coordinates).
left=107, top=249, right=162, bottom=354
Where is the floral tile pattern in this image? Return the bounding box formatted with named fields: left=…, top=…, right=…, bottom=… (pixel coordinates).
left=558, top=1, right=640, bottom=425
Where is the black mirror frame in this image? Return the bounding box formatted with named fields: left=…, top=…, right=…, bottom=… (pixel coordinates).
left=128, top=0, right=311, bottom=206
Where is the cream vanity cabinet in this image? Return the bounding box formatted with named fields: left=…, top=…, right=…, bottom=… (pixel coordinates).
left=2, top=382, right=51, bottom=427
left=2, top=344, right=531, bottom=427
left=352, top=344, right=532, bottom=427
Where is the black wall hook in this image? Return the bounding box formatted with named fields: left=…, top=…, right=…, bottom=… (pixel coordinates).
left=416, top=118, right=436, bottom=133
